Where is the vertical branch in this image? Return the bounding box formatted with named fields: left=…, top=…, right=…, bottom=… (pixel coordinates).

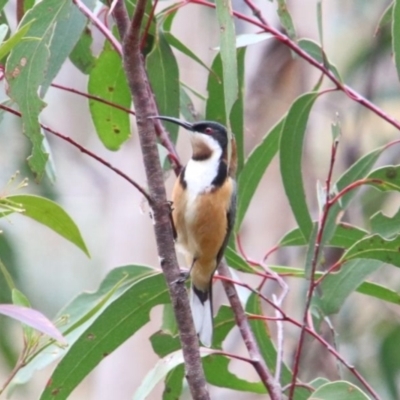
left=119, top=1, right=210, bottom=399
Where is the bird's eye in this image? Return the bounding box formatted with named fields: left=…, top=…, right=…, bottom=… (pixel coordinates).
left=205, top=127, right=212, bottom=134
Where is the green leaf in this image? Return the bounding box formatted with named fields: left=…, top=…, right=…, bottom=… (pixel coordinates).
left=12, top=266, right=154, bottom=388
left=5, top=0, right=96, bottom=180
left=298, top=39, right=342, bottom=82
left=246, top=294, right=309, bottom=400
left=379, top=327, right=400, bottom=399
left=225, top=246, right=255, bottom=273
left=212, top=305, right=236, bottom=349
left=236, top=117, right=283, bottom=230
left=88, top=41, right=131, bottom=150
left=280, top=92, right=319, bottom=240
left=69, top=26, right=96, bottom=74
left=7, top=194, right=89, bottom=257
left=376, top=2, right=393, bottom=35
left=163, top=364, right=185, bottom=400
left=276, top=0, right=297, bottom=41
left=319, top=259, right=382, bottom=315
left=147, top=29, right=180, bottom=143
left=230, top=47, right=245, bottom=175
left=0, top=21, right=33, bottom=60
left=370, top=208, right=400, bottom=239
left=340, top=233, right=400, bottom=268
left=393, top=0, right=400, bottom=82
left=40, top=272, right=169, bottom=400
left=366, top=164, right=400, bottom=191
left=204, top=355, right=266, bottom=393
left=179, top=85, right=197, bottom=122
left=310, top=381, right=370, bottom=400
left=216, top=0, right=238, bottom=124
left=206, top=53, right=225, bottom=123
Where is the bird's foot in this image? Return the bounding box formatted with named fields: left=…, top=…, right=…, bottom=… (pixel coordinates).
left=172, top=269, right=190, bottom=284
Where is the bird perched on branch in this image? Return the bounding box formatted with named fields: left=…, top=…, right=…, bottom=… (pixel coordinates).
left=150, top=116, right=237, bottom=347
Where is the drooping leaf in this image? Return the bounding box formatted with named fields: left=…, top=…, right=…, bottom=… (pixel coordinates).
left=309, top=381, right=370, bottom=400
left=88, top=41, right=131, bottom=150
left=234, top=33, right=272, bottom=48
left=163, top=364, right=185, bottom=400
left=236, top=117, right=283, bottom=230
left=179, top=85, right=197, bottom=122
left=280, top=92, right=319, bottom=240
left=215, top=0, right=238, bottom=125
left=6, top=194, right=89, bottom=257
left=225, top=246, right=255, bottom=273
left=0, top=304, right=64, bottom=343
left=40, top=272, right=169, bottom=400
left=5, top=0, right=96, bottom=179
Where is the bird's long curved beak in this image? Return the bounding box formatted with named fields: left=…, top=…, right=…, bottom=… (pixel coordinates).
left=149, top=115, right=194, bottom=131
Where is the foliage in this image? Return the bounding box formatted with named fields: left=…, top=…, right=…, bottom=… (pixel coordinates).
left=0, top=0, right=399, bottom=399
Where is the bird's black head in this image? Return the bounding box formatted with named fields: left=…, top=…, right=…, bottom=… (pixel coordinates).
left=149, top=116, right=228, bottom=151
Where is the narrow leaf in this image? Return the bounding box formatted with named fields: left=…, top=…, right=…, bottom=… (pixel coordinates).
left=88, top=41, right=131, bottom=150
left=216, top=0, right=238, bottom=123
left=0, top=304, right=64, bottom=343
left=392, top=0, right=400, bottom=81
left=375, top=3, right=393, bottom=35
left=7, top=194, right=89, bottom=257
left=146, top=29, right=180, bottom=142
left=280, top=92, right=319, bottom=240
left=236, top=117, right=283, bottom=230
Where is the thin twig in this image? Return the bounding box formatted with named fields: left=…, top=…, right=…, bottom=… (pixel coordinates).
left=51, top=83, right=135, bottom=116
left=0, top=104, right=152, bottom=204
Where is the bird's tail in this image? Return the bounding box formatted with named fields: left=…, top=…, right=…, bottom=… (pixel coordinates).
left=190, top=283, right=213, bottom=347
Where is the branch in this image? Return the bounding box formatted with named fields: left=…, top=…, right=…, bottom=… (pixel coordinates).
left=0, top=104, right=152, bottom=204
left=118, top=0, right=209, bottom=398
left=217, top=262, right=282, bottom=399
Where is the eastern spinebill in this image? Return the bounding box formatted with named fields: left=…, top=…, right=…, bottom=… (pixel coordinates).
left=150, top=116, right=237, bottom=347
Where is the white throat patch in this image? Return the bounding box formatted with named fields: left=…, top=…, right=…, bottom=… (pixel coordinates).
left=184, top=133, right=222, bottom=196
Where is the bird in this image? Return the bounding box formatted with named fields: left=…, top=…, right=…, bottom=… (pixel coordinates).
left=150, top=116, right=237, bottom=347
